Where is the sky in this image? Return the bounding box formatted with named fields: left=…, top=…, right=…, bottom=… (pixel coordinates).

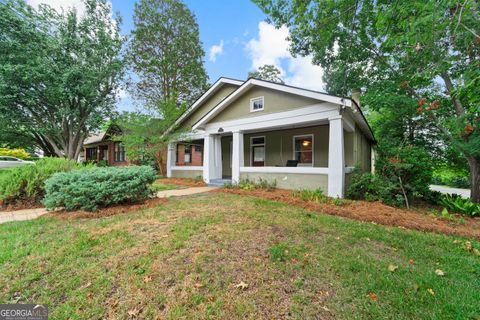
left=26, top=0, right=325, bottom=111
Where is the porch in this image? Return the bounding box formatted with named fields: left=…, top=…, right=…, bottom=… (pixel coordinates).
left=167, top=111, right=366, bottom=198
left=84, top=141, right=127, bottom=166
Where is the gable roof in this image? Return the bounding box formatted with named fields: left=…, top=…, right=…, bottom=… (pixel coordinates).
left=192, top=78, right=352, bottom=130
left=84, top=124, right=123, bottom=146
left=84, top=132, right=106, bottom=145
left=173, top=77, right=243, bottom=128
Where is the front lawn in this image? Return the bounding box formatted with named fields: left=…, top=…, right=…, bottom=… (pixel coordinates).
left=0, top=193, right=479, bottom=319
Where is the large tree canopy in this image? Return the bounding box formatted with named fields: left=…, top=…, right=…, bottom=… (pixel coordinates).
left=0, top=0, right=125, bottom=159
left=254, top=0, right=480, bottom=202
left=248, top=64, right=285, bottom=83
left=129, top=0, right=209, bottom=114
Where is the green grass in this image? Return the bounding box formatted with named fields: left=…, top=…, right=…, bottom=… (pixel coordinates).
left=0, top=193, right=479, bottom=319
left=149, top=181, right=183, bottom=192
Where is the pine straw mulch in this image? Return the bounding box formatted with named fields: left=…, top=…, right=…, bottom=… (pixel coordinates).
left=44, top=197, right=168, bottom=220
left=214, top=188, right=480, bottom=240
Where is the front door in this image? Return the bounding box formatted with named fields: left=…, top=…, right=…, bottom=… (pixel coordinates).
left=252, top=145, right=265, bottom=166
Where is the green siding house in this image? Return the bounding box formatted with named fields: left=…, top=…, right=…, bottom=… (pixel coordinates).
left=167, top=77, right=375, bottom=198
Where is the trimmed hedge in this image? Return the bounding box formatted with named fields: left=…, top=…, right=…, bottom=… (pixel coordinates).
left=0, top=157, right=84, bottom=204
left=43, top=166, right=157, bottom=211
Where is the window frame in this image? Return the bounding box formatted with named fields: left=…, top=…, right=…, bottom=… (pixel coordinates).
left=184, top=144, right=192, bottom=164
left=249, top=96, right=264, bottom=113
left=86, top=147, right=97, bottom=161
left=250, top=136, right=266, bottom=166
left=114, top=142, right=125, bottom=162
left=292, top=134, right=314, bottom=167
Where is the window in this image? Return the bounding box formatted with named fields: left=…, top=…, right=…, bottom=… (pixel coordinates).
left=250, top=96, right=264, bottom=112
left=184, top=145, right=191, bottom=163
left=114, top=142, right=125, bottom=162
left=86, top=147, right=97, bottom=161
left=250, top=136, right=265, bottom=166
left=293, top=135, right=313, bottom=166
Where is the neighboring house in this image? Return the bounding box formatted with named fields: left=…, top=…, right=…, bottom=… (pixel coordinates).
left=83, top=125, right=129, bottom=166
left=166, top=77, right=375, bottom=198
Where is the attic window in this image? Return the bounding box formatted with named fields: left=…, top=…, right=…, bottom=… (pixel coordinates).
left=250, top=96, right=264, bottom=112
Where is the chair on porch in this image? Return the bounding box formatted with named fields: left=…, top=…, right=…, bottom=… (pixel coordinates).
left=275, top=160, right=298, bottom=167
left=286, top=160, right=299, bottom=167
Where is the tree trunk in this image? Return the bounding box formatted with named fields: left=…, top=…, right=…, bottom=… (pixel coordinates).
left=467, top=155, right=480, bottom=203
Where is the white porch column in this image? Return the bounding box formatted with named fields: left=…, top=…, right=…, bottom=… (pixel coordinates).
left=203, top=134, right=222, bottom=183
left=203, top=134, right=214, bottom=183
left=166, top=142, right=176, bottom=178
left=232, top=130, right=244, bottom=183
left=213, top=135, right=222, bottom=179
left=328, top=115, right=345, bottom=198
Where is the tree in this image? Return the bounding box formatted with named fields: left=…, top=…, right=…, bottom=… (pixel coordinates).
left=248, top=64, right=285, bottom=83
left=116, top=100, right=185, bottom=175
left=0, top=0, right=125, bottom=160
left=254, top=0, right=480, bottom=202
left=129, top=0, right=209, bottom=113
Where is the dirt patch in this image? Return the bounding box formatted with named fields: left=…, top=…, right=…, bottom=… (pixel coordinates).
left=216, top=188, right=480, bottom=240
left=158, top=177, right=206, bottom=187
left=45, top=197, right=168, bottom=220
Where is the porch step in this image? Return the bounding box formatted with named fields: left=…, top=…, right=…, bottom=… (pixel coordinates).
left=208, top=179, right=231, bottom=187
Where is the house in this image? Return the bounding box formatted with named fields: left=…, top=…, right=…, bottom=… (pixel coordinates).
left=166, top=77, right=375, bottom=198
left=83, top=125, right=129, bottom=166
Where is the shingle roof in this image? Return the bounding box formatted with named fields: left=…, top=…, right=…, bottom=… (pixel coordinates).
left=83, top=132, right=106, bottom=145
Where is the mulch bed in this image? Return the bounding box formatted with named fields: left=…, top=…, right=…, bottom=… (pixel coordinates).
left=45, top=197, right=168, bottom=220
left=0, top=199, right=44, bottom=212
left=215, top=188, right=480, bottom=240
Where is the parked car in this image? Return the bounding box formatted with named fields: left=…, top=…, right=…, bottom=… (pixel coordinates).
left=0, top=156, right=34, bottom=168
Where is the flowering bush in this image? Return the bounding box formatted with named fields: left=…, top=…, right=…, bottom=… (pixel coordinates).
left=0, top=147, right=30, bottom=159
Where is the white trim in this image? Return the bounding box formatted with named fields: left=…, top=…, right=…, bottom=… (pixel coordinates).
left=240, top=166, right=329, bottom=175
left=292, top=134, right=314, bottom=167
left=171, top=166, right=203, bottom=171
left=193, top=78, right=351, bottom=130
left=249, top=96, right=264, bottom=113
left=170, top=78, right=243, bottom=131
left=249, top=135, right=266, bottom=166
left=203, top=104, right=339, bottom=134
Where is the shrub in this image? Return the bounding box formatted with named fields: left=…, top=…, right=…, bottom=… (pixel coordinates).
left=0, top=157, right=84, bottom=204
left=346, top=170, right=401, bottom=205
left=292, top=188, right=346, bottom=206
left=225, top=178, right=277, bottom=191
left=43, top=166, right=157, bottom=211
left=347, top=145, right=434, bottom=207
left=0, top=147, right=30, bottom=159
left=440, top=194, right=480, bottom=217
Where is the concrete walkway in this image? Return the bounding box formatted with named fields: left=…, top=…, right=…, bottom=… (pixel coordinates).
left=0, top=208, right=49, bottom=224
left=0, top=186, right=218, bottom=224
left=430, top=185, right=471, bottom=198
left=156, top=186, right=217, bottom=198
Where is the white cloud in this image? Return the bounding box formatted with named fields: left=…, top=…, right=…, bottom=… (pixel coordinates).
left=285, top=56, right=324, bottom=91
left=27, top=0, right=86, bottom=15
left=209, top=40, right=224, bottom=63
left=246, top=21, right=324, bottom=91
